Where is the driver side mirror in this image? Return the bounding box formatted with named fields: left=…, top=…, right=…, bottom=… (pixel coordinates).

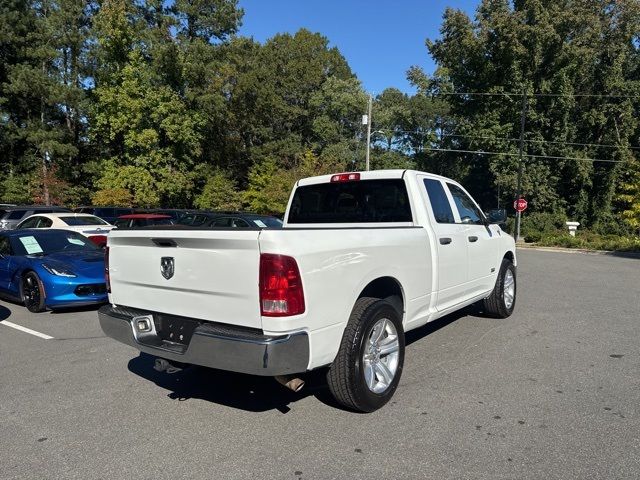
left=485, top=208, right=507, bottom=224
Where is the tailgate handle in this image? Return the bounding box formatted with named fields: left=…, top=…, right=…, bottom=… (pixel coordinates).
left=152, top=238, right=177, bottom=247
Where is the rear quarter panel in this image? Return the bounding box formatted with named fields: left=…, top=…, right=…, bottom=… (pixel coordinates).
left=259, top=227, right=433, bottom=368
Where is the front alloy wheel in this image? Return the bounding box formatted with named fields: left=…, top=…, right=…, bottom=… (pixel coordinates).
left=22, top=272, right=46, bottom=313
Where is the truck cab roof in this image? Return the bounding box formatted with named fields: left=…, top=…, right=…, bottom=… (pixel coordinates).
left=296, top=169, right=451, bottom=187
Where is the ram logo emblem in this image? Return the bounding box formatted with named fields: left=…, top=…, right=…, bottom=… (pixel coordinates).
left=160, top=257, right=175, bottom=280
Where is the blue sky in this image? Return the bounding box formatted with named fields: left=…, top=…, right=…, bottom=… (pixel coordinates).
left=238, top=0, right=478, bottom=94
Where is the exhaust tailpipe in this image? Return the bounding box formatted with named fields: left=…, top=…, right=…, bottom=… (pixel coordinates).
left=154, top=358, right=186, bottom=374
left=275, top=375, right=305, bottom=392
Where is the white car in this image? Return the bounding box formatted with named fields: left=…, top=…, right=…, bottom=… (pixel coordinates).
left=99, top=170, right=517, bottom=412
left=16, top=213, right=114, bottom=247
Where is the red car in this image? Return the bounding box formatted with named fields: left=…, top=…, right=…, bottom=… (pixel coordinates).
left=113, top=214, right=174, bottom=229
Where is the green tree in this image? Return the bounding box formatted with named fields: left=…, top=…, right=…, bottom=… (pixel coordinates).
left=227, top=29, right=357, bottom=176
left=194, top=170, right=242, bottom=210
left=422, top=0, right=640, bottom=223
left=91, top=50, right=204, bottom=206
left=242, top=150, right=344, bottom=214
left=1, top=0, right=89, bottom=204
left=372, top=88, right=411, bottom=152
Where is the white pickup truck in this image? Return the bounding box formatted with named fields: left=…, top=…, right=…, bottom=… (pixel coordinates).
left=99, top=170, right=516, bottom=412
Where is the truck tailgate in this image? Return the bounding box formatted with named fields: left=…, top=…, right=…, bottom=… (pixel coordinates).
left=107, top=229, right=262, bottom=329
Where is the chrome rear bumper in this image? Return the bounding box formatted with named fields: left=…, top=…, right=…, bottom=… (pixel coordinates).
left=98, top=305, right=309, bottom=376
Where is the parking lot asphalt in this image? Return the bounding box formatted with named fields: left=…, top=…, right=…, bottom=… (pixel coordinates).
left=0, top=249, right=638, bottom=480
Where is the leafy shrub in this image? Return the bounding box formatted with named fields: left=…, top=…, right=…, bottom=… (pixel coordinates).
left=520, top=211, right=569, bottom=241
left=194, top=171, right=241, bottom=211
left=534, top=230, right=640, bottom=252
left=92, top=188, right=133, bottom=207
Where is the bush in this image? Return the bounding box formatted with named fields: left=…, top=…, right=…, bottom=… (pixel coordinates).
left=590, top=214, right=634, bottom=237
left=92, top=188, right=133, bottom=207
left=520, top=211, right=568, bottom=242
left=533, top=230, right=640, bottom=252
left=194, top=171, right=241, bottom=211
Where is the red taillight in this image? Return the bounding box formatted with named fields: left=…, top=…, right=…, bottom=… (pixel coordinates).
left=259, top=254, right=305, bottom=317
left=104, top=246, right=111, bottom=293
left=89, top=235, right=107, bottom=248
left=331, top=172, right=360, bottom=182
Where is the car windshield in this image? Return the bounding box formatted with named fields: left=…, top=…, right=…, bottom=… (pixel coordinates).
left=10, top=230, right=98, bottom=256
left=59, top=215, right=109, bottom=226
left=7, top=210, right=27, bottom=220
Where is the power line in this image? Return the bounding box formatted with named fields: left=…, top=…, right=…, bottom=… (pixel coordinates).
left=371, top=129, right=640, bottom=151
left=438, top=133, right=640, bottom=151
left=423, top=147, right=625, bottom=163
left=430, top=92, right=640, bottom=99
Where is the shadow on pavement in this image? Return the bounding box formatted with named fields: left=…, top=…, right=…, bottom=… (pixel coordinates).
left=604, top=251, right=640, bottom=260
left=0, top=298, right=103, bottom=314
left=126, top=305, right=484, bottom=413
left=405, top=305, right=478, bottom=347
left=49, top=303, right=104, bottom=314
left=0, top=304, right=11, bottom=321
left=127, top=352, right=339, bottom=414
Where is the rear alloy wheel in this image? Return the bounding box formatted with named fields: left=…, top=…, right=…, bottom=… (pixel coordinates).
left=22, top=272, right=46, bottom=313
left=327, top=297, right=405, bottom=412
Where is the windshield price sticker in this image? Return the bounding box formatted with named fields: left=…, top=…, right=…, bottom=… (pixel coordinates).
left=19, top=236, right=44, bottom=254
left=67, top=238, right=85, bottom=246
left=253, top=220, right=267, bottom=228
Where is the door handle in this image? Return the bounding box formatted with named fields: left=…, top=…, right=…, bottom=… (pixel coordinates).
left=439, top=237, right=452, bottom=245
left=468, top=236, right=478, bottom=242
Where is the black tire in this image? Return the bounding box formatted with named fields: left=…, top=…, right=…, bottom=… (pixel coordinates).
left=483, top=258, right=516, bottom=318
left=327, top=297, right=405, bottom=413
left=22, top=271, right=46, bottom=313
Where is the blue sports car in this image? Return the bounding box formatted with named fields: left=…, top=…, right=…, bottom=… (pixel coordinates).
left=0, top=229, right=108, bottom=312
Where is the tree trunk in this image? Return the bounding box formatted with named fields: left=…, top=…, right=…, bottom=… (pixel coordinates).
left=41, top=59, right=50, bottom=206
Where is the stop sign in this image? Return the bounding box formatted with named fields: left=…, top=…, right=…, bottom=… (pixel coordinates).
left=514, top=198, right=528, bottom=212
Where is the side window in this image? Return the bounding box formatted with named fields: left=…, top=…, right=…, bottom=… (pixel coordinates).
left=212, top=217, right=232, bottom=227
left=447, top=183, right=484, bottom=225
left=424, top=179, right=455, bottom=224
left=232, top=218, right=250, bottom=228
left=39, top=218, right=53, bottom=228
left=114, top=219, right=127, bottom=228
left=19, top=217, right=39, bottom=229
left=193, top=215, right=209, bottom=226
left=0, top=237, right=11, bottom=256
left=179, top=214, right=195, bottom=225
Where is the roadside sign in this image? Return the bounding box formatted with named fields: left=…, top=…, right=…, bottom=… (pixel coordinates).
left=514, top=198, right=528, bottom=212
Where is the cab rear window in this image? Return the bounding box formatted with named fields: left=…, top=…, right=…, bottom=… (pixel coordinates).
left=288, top=179, right=412, bottom=224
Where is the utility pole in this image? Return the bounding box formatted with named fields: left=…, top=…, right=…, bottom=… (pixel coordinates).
left=365, top=94, right=373, bottom=171
left=515, top=92, right=528, bottom=242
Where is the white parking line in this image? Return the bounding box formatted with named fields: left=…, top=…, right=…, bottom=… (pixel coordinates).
left=0, top=321, right=54, bottom=340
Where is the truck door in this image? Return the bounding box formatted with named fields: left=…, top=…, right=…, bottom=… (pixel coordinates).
left=445, top=182, right=499, bottom=297
left=419, top=177, right=469, bottom=311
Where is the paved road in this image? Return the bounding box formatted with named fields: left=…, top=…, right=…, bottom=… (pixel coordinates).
left=1, top=250, right=638, bottom=480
